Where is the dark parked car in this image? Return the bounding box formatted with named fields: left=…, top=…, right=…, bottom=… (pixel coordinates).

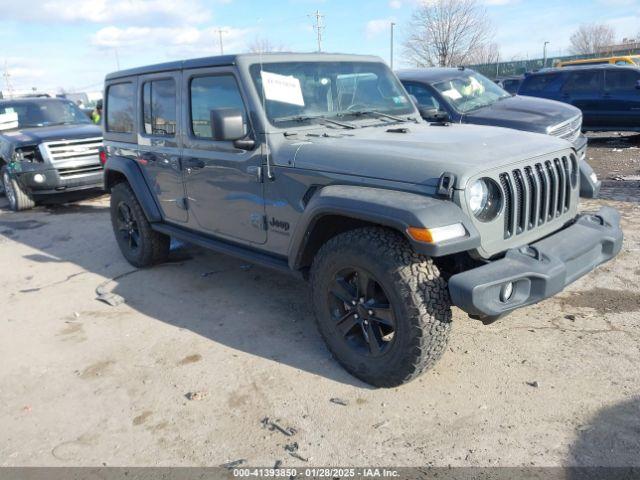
left=397, top=68, right=599, bottom=198
left=102, top=53, right=622, bottom=387
left=0, top=97, right=103, bottom=210
left=518, top=64, right=640, bottom=132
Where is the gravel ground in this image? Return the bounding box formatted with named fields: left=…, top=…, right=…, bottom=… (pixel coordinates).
left=0, top=154, right=639, bottom=468
left=586, top=132, right=640, bottom=203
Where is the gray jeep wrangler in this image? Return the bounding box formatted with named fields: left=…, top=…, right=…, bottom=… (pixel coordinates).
left=102, top=53, right=623, bottom=387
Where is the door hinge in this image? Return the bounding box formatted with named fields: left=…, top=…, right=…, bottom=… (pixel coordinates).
left=250, top=213, right=268, bottom=231
left=177, top=197, right=189, bottom=210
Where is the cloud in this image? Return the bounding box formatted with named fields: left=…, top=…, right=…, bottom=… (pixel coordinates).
left=1, top=0, right=213, bottom=25
left=389, top=0, right=402, bottom=8
left=365, top=18, right=396, bottom=39
left=91, top=25, right=252, bottom=56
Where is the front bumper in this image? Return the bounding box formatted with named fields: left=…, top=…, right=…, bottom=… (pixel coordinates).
left=15, top=167, right=103, bottom=195
left=448, top=207, right=623, bottom=318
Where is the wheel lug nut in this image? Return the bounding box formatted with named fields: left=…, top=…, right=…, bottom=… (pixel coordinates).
left=368, top=310, right=373, bottom=315
left=354, top=314, right=359, bottom=319
left=359, top=298, right=364, bottom=303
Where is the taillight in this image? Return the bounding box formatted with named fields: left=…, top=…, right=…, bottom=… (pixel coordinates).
left=99, top=147, right=107, bottom=165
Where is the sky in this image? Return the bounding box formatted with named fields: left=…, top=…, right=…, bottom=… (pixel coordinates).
left=0, top=0, right=638, bottom=94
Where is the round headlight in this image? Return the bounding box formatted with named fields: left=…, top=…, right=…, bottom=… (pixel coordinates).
left=468, top=178, right=502, bottom=222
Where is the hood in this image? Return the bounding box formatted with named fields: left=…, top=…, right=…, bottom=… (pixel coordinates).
left=1, top=123, right=102, bottom=147
left=463, top=95, right=580, bottom=134
left=286, top=122, right=572, bottom=189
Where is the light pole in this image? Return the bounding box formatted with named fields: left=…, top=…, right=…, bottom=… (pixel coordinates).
left=542, top=41, right=550, bottom=68
left=390, top=22, right=396, bottom=70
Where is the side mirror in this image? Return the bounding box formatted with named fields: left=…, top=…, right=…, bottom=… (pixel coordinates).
left=418, top=106, right=450, bottom=123
left=210, top=108, right=246, bottom=141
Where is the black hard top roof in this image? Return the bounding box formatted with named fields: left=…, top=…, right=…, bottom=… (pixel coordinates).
left=105, top=52, right=384, bottom=81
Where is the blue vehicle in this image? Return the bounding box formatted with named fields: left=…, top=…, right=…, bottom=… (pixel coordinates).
left=518, top=65, right=640, bottom=132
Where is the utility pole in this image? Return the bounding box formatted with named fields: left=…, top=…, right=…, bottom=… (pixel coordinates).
left=216, top=28, right=228, bottom=55
left=390, top=22, right=396, bottom=69
left=542, top=41, right=550, bottom=68
left=309, top=10, right=324, bottom=52
left=114, top=47, right=121, bottom=70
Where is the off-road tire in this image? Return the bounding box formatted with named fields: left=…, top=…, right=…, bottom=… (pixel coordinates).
left=310, top=227, right=452, bottom=388
left=110, top=182, right=170, bottom=267
left=2, top=166, right=35, bottom=211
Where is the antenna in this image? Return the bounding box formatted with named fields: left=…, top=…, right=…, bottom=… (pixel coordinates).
left=216, top=28, right=228, bottom=55
left=3, top=60, right=14, bottom=99
left=308, top=10, right=324, bottom=52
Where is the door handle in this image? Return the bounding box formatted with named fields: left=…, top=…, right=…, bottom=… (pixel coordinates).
left=139, top=152, right=158, bottom=163
left=183, top=157, right=206, bottom=170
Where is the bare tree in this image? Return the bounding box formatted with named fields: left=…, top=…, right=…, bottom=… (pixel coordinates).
left=403, top=0, right=495, bottom=67
left=466, top=42, right=500, bottom=65
left=246, top=36, right=288, bottom=54
left=569, top=23, right=616, bottom=55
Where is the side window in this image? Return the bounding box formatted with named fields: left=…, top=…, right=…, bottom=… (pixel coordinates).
left=142, top=79, right=176, bottom=136
left=520, top=74, right=561, bottom=94
left=106, top=82, right=134, bottom=133
left=190, top=75, right=246, bottom=139
left=563, top=71, right=603, bottom=94
left=404, top=82, right=440, bottom=109
left=605, top=70, right=640, bottom=92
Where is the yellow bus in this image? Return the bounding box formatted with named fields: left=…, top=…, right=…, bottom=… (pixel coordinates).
left=555, top=55, right=640, bottom=67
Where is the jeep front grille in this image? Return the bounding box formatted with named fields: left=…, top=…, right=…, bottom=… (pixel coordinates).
left=40, top=137, right=103, bottom=164
left=548, top=115, right=582, bottom=143
left=499, top=155, right=577, bottom=239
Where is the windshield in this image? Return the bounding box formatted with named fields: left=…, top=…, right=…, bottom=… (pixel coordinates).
left=249, top=61, right=415, bottom=126
left=433, top=72, right=511, bottom=114
left=0, top=99, right=91, bottom=129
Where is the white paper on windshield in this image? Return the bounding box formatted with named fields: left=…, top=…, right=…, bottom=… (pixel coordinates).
left=442, top=89, right=462, bottom=101
left=0, top=111, right=19, bottom=130
left=261, top=71, right=305, bottom=106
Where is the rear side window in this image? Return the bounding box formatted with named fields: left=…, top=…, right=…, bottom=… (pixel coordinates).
left=142, top=79, right=177, bottom=136
left=605, top=69, right=640, bottom=92
left=563, top=70, right=603, bottom=94
left=190, top=75, right=246, bottom=139
left=520, top=74, right=562, bottom=94
left=106, top=82, right=134, bottom=133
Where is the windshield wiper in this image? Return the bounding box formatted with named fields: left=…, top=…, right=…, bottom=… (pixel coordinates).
left=273, top=114, right=356, bottom=129
left=341, top=110, right=407, bottom=122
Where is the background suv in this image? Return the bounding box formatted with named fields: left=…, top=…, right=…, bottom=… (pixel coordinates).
left=518, top=65, right=640, bottom=132
left=0, top=97, right=103, bottom=210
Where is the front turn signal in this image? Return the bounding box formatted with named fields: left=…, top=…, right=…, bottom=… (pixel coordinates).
left=406, top=224, right=466, bottom=244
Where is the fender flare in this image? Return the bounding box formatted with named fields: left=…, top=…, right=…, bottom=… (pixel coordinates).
left=288, top=185, right=480, bottom=269
left=103, top=155, right=163, bottom=223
